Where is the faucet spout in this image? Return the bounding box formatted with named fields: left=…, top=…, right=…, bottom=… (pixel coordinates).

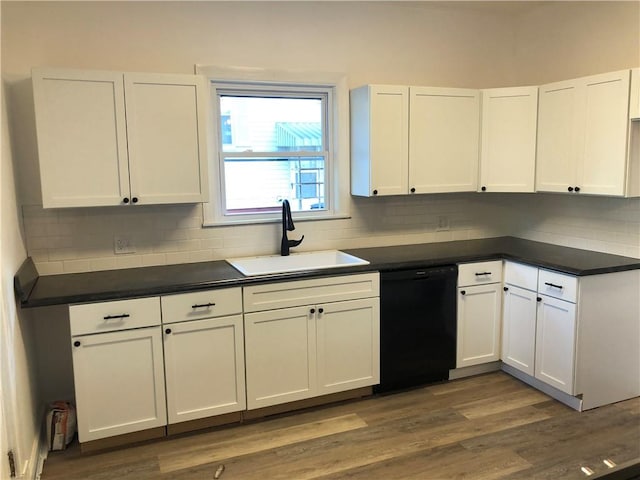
left=281, top=199, right=304, bottom=256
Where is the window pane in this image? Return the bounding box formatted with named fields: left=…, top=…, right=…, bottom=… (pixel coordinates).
left=220, top=96, right=323, bottom=153
left=223, top=156, right=325, bottom=214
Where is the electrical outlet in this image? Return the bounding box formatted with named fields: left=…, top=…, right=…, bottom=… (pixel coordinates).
left=114, top=235, right=135, bottom=254
left=436, top=216, right=450, bottom=231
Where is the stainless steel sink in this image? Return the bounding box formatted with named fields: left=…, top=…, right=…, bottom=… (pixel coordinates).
left=226, top=250, right=370, bottom=276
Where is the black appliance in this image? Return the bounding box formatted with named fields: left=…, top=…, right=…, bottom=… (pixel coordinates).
left=375, top=265, right=458, bottom=393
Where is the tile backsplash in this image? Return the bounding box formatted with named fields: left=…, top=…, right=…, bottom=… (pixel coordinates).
left=22, top=192, right=640, bottom=275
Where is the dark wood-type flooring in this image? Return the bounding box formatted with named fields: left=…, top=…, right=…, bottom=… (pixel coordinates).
left=41, top=372, right=640, bottom=479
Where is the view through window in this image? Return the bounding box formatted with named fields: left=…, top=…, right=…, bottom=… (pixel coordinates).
left=218, top=91, right=329, bottom=215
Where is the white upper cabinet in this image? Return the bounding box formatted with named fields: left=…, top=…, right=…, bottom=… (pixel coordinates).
left=351, top=85, right=409, bottom=197
left=536, top=70, right=634, bottom=197
left=479, top=87, right=538, bottom=193
left=32, top=68, right=209, bottom=208
left=409, top=87, right=479, bottom=193
left=630, top=68, right=640, bottom=120
left=351, top=84, right=479, bottom=196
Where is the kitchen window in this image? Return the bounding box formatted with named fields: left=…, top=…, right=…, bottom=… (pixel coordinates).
left=198, top=66, right=349, bottom=226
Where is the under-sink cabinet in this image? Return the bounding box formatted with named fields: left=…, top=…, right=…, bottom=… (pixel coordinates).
left=32, top=68, right=209, bottom=208
left=456, top=261, right=503, bottom=368
left=160, top=288, right=245, bottom=425
left=243, top=273, right=380, bottom=410
left=69, top=297, right=167, bottom=443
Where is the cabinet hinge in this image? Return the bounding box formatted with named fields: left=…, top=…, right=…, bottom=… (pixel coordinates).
left=8, top=449, right=16, bottom=478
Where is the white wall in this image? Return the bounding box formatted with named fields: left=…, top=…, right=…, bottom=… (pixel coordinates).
left=1, top=78, right=41, bottom=478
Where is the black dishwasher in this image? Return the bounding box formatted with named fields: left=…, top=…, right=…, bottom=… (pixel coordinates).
left=375, top=265, right=457, bottom=393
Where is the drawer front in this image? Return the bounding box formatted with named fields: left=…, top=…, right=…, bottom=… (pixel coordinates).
left=161, top=287, right=242, bottom=324
left=538, top=269, right=578, bottom=303
left=70, top=297, right=160, bottom=336
left=504, top=261, right=538, bottom=291
left=458, top=260, right=503, bottom=287
left=243, top=273, right=380, bottom=313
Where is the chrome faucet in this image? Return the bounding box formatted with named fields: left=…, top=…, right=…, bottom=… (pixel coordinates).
left=281, top=199, right=304, bottom=256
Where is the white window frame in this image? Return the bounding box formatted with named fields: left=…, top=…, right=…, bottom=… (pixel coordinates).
left=196, top=65, right=350, bottom=226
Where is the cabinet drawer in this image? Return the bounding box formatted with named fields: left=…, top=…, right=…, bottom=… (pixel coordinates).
left=70, top=297, right=160, bottom=336
left=504, top=261, right=538, bottom=291
left=243, top=273, right=380, bottom=313
left=458, top=260, right=503, bottom=287
left=161, top=287, right=242, bottom=324
left=538, top=269, right=578, bottom=303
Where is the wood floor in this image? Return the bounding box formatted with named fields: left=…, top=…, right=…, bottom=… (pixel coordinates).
left=41, top=372, right=640, bottom=480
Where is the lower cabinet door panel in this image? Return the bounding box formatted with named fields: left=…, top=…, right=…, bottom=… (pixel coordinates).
left=457, top=283, right=502, bottom=367
left=316, top=298, right=380, bottom=395
left=72, top=327, right=167, bottom=442
left=535, top=296, right=577, bottom=394
left=244, top=306, right=316, bottom=409
left=163, top=315, right=246, bottom=424
left=502, top=285, right=537, bottom=376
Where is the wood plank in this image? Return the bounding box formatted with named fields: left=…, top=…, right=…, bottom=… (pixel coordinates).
left=157, top=413, right=368, bottom=473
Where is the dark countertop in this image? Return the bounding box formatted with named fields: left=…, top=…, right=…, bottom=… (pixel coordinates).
left=16, top=236, right=640, bottom=308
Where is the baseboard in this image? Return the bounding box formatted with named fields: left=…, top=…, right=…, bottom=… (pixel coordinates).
left=27, top=407, right=48, bottom=480
left=449, top=361, right=502, bottom=380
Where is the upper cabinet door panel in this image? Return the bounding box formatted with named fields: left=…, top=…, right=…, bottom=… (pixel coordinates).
left=576, top=70, right=630, bottom=196
left=369, top=85, right=410, bottom=196
left=124, top=73, right=209, bottom=204
left=409, top=87, right=479, bottom=193
left=536, top=80, right=578, bottom=193
left=480, top=87, right=538, bottom=193
left=32, top=68, right=129, bottom=208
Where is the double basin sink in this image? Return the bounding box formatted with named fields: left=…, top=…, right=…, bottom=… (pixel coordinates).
left=226, top=250, right=369, bottom=276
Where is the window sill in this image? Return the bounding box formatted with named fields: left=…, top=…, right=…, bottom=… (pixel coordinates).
left=202, top=212, right=351, bottom=228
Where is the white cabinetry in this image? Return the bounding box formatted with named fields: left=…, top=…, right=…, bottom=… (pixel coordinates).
left=502, top=262, right=538, bottom=376
left=161, top=288, right=245, bottom=425
left=32, top=68, right=209, bottom=208
left=409, top=87, right=479, bottom=193
left=630, top=68, right=639, bottom=120
left=243, top=273, right=380, bottom=410
left=69, top=297, right=166, bottom=443
left=456, top=261, right=503, bottom=368
left=479, top=87, right=538, bottom=193
left=536, top=69, right=635, bottom=196
left=351, top=85, right=479, bottom=196
left=502, top=263, right=640, bottom=410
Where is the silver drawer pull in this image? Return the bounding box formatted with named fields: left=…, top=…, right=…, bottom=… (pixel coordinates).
left=475, top=272, right=492, bottom=276
left=192, top=302, right=216, bottom=309
left=544, top=282, right=563, bottom=289
left=103, top=314, right=130, bottom=320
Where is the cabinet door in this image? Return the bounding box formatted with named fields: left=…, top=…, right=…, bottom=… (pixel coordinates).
left=479, top=87, right=538, bottom=193
left=535, top=295, right=577, bottom=394
left=369, top=85, right=409, bottom=196
left=456, top=283, right=502, bottom=368
left=244, top=306, right=316, bottom=409
left=32, top=68, right=130, bottom=207
left=576, top=70, right=630, bottom=196
left=631, top=68, right=640, bottom=120
left=124, top=73, right=209, bottom=204
left=316, top=298, right=380, bottom=395
left=501, top=285, right=537, bottom=376
left=409, top=87, right=479, bottom=193
left=536, top=79, right=578, bottom=193
left=163, top=315, right=246, bottom=424
left=71, top=327, right=166, bottom=442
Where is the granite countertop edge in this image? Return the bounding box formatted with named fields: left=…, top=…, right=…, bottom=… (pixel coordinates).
left=18, top=236, right=640, bottom=309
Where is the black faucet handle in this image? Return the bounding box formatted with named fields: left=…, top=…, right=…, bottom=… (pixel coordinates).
left=288, top=235, right=304, bottom=248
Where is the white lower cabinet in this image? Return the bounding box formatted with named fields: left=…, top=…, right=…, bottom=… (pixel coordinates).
left=501, top=284, right=537, bottom=376
left=70, top=298, right=166, bottom=443
left=534, top=295, right=577, bottom=394
left=456, top=261, right=503, bottom=368
left=243, top=273, right=380, bottom=410
left=161, top=287, right=245, bottom=425
left=163, top=315, right=246, bottom=424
